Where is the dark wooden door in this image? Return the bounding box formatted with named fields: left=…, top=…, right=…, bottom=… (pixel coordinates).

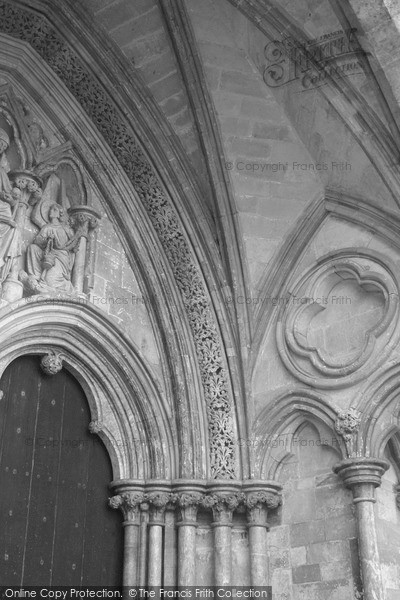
left=0, top=355, right=123, bottom=585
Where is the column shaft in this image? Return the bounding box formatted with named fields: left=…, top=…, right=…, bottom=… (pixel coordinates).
left=122, top=521, right=140, bottom=586
left=177, top=522, right=197, bottom=586
left=174, top=485, right=204, bottom=587
left=108, top=486, right=145, bottom=588
left=213, top=523, right=232, bottom=585
left=72, top=235, right=87, bottom=291
left=139, top=505, right=149, bottom=586
left=243, top=486, right=282, bottom=587
left=146, top=488, right=171, bottom=586
left=354, top=483, right=385, bottom=600
left=334, top=458, right=389, bottom=600
left=148, top=523, right=164, bottom=585
left=248, top=525, right=268, bottom=586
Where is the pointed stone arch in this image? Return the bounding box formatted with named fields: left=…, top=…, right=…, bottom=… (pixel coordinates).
left=0, top=0, right=244, bottom=480
left=354, top=363, right=400, bottom=458
left=0, top=299, right=175, bottom=480
left=252, top=388, right=344, bottom=479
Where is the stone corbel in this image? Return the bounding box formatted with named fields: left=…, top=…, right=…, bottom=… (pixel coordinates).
left=88, top=420, right=103, bottom=434
left=335, top=407, right=361, bottom=457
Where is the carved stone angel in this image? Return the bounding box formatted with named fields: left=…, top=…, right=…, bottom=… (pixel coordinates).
left=20, top=174, right=84, bottom=295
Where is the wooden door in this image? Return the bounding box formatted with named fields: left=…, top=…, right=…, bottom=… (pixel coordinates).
left=0, top=355, right=123, bottom=585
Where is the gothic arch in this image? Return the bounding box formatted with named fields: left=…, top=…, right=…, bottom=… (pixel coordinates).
left=252, top=388, right=344, bottom=479
left=0, top=30, right=217, bottom=479
left=0, top=0, right=245, bottom=480
left=354, top=363, right=400, bottom=457
left=0, top=299, right=175, bottom=481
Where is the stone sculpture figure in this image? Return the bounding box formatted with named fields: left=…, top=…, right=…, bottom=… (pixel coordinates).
left=20, top=173, right=84, bottom=295
left=0, top=128, right=22, bottom=289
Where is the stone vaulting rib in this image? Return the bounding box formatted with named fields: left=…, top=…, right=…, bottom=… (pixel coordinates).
left=0, top=0, right=237, bottom=478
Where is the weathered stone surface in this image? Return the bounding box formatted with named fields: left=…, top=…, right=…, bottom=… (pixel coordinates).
left=292, top=564, right=321, bottom=584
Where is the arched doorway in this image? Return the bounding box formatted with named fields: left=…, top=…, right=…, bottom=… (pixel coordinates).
left=0, top=354, right=123, bottom=585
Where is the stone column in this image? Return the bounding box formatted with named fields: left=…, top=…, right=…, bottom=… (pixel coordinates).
left=146, top=483, right=172, bottom=586
left=203, top=484, right=241, bottom=586
left=243, top=481, right=282, bottom=586
left=109, top=481, right=145, bottom=587
left=139, top=501, right=149, bottom=586
left=68, top=205, right=100, bottom=293
left=174, top=481, right=206, bottom=586
left=334, top=458, right=389, bottom=600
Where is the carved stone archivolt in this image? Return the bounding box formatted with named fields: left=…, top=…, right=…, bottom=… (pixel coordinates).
left=276, top=253, right=400, bottom=388
left=0, top=1, right=236, bottom=478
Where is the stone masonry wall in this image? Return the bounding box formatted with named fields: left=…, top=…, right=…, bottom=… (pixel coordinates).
left=88, top=193, right=162, bottom=383
left=185, top=0, right=322, bottom=290
left=267, top=423, right=359, bottom=600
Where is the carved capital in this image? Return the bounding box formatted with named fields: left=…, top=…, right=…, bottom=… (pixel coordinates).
left=175, top=492, right=203, bottom=524
left=333, top=458, right=389, bottom=502
left=40, top=350, right=63, bottom=375
left=335, top=407, right=361, bottom=457
left=176, top=492, right=203, bottom=508
left=68, top=205, right=101, bottom=231
left=10, top=170, right=43, bottom=208
left=146, top=492, right=172, bottom=524
left=244, top=492, right=281, bottom=527
left=202, top=493, right=241, bottom=525
left=245, top=491, right=281, bottom=510
left=109, top=491, right=144, bottom=523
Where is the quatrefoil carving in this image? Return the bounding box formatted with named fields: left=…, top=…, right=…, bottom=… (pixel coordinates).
left=276, top=254, right=399, bottom=388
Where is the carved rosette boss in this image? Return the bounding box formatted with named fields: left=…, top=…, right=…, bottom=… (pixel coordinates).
left=40, top=350, right=63, bottom=375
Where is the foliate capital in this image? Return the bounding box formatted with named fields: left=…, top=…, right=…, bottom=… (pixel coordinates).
left=108, top=491, right=145, bottom=522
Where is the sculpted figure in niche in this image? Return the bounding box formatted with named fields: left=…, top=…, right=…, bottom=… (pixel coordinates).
left=0, top=128, right=23, bottom=288
left=20, top=174, right=84, bottom=295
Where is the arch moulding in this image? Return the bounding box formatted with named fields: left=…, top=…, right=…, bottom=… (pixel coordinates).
left=0, top=0, right=244, bottom=481
left=0, top=299, right=176, bottom=482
